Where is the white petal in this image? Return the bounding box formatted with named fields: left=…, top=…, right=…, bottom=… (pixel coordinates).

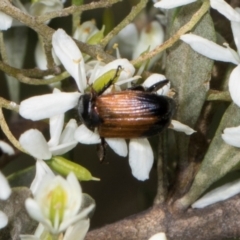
left=20, top=235, right=39, bottom=240
left=30, top=159, right=55, bottom=195
left=0, top=172, right=11, bottom=200
left=59, top=204, right=94, bottom=233
left=180, top=34, right=240, bottom=65
left=0, top=11, right=13, bottom=30
left=19, top=129, right=52, bottom=160
left=59, top=119, right=78, bottom=144
left=0, top=211, right=8, bottom=229
left=142, top=74, right=170, bottom=96
left=25, top=198, right=51, bottom=227
left=35, top=40, right=47, bottom=70
left=19, top=92, right=81, bottom=121
left=222, top=125, right=240, bottom=147
left=210, top=0, right=240, bottom=21
left=63, top=218, right=89, bottom=240
left=49, top=141, right=78, bottom=155
left=74, top=125, right=101, bottom=144
left=129, top=139, right=154, bottom=181
left=105, top=138, right=128, bottom=157
left=110, top=23, right=138, bottom=59
left=73, top=20, right=98, bottom=43
left=154, top=0, right=196, bottom=9
left=231, top=11, right=240, bottom=55
left=170, top=120, right=196, bottom=135
left=132, top=21, right=164, bottom=68
left=192, top=178, right=240, bottom=208
left=148, top=232, right=167, bottom=240
left=65, top=173, right=82, bottom=215
left=52, top=29, right=87, bottom=92
left=229, top=65, right=240, bottom=107
left=48, top=107, right=64, bottom=148
left=0, top=141, right=14, bottom=155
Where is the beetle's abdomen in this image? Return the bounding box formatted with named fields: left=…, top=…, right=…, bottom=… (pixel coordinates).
left=95, top=91, right=175, bottom=138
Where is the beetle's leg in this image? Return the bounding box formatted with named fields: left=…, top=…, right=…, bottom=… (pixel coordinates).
left=97, top=65, right=123, bottom=95
left=97, top=137, right=107, bottom=162
left=145, top=79, right=169, bottom=93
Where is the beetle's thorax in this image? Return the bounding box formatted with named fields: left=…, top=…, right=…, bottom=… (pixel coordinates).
left=78, top=93, right=102, bottom=130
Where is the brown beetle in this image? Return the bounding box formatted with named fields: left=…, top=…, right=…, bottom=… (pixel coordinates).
left=79, top=90, right=174, bottom=138
left=78, top=74, right=175, bottom=160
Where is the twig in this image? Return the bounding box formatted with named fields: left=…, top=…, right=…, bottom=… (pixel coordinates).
left=0, top=104, right=26, bottom=153
left=0, top=61, right=69, bottom=85
left=36, top=0, right=122, bottom=23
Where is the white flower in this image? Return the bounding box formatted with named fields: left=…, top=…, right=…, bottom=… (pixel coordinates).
left=149, top=232, right=167, bottom=240
left=192, top=178, right=240, bottom=208
left=73, top=20, right=99, bottom=43
left=19, top=29, right=193, bottom=181
left=132, top=21, right=164, bottom=70
left=52, top=29, right=87, bottom=93
left=154, top=0, right=240, bottom=22
left=20, top=219, right=89, bottom=240
left=30, top=159, right=55, bottom=195
left=19, top=96, right=78, bottom=160
left=110, top=21, right=164, bottom=71
left=25, top=172, right=94, bottom=234
left=0, top=11, right=13, bottom=30
left=0, top=171, right=11, bottom=229
left=180, top=10, right=240, bottom=108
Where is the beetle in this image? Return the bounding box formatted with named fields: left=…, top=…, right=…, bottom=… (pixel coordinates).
left=78, top=69, right=175, bottom=160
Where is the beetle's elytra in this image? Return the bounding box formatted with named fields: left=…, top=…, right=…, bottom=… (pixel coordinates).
left=78, top=84, right=175, bottom=139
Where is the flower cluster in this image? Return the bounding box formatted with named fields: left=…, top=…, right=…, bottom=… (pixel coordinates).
left=19, top=28, right=195, bottom=181
left=20, top=160, right=94, bottom=240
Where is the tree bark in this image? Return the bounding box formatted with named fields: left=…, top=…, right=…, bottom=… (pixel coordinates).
left=86, top=195, right=240, bottom=240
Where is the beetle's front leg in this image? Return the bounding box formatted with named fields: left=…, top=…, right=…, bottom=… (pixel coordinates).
left=97, top=137, right=107, bottom=162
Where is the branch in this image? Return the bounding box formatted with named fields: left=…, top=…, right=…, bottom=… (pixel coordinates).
left=86, top=195, right=240, bottom=240
left=0, top=61, right=69, bottom=85
left=36, top=0, right=122, bottom=23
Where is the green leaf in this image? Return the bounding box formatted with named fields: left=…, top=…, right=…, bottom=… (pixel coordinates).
left=165, top=2, right=215, bottom=165
left=178, top=104, right=240, bottom=208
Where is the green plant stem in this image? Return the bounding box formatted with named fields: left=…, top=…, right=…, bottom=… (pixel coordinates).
left=131, top=0, right=211, bottom=66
